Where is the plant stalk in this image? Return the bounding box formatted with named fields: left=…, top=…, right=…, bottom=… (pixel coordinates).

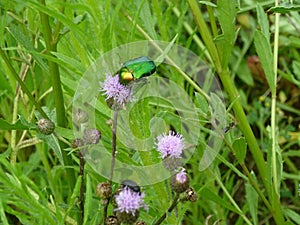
left=38, top=0, right=75, bottom=189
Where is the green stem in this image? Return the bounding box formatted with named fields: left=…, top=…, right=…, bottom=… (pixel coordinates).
left=187, top=1, right=285, bottom=223
left=272, top=0, right=280, bottom=196
left=187, top=0, right=222, bottom=73
left=39, top=0, right=75, bottom=189
left=219, top=69, right=268, bottom=188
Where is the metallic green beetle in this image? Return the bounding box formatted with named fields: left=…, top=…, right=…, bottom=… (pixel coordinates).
left=118, top=56, right=156, bottom=84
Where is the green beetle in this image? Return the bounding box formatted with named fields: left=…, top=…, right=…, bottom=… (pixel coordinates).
left=117, top=56, right=156, bottom=85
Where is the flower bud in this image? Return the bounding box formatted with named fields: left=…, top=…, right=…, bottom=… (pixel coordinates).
left=134, top=220, right=147, bottom=225
left=170, top=169, right=190, bottom=193
left=184, top=187, right=198, bottom=202
left=74, top=108, right=89, bottom=124
left=97, top=182, right=112, bottom=200
left=83, top=128, right=101, bottom=144
left=37, top=119, right=55, bottom=135
left=71, top=138, right=84, bottom=148
left=105, top=215, right=120, bottom=225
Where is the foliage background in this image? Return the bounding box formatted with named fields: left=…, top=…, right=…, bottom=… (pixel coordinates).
left=0, top=0, right=300, bottom=224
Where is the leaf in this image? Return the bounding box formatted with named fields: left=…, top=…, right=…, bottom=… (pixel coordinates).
left=245, top=173, right=258, bottom=225
left=210, top=93, right=226, bottom=129
left=269, top=5, right=300, bottom=14
left=199, top=1, right=217, bottom=7
left=0, top=116, right=35, bottom=130
left=137, top=1, right=158, bottom=40
left=292, top=60, right=300, bottom=81
left=232, top=137, right=247, bottom=163
left=195, top=92, right=209, bottom=114
left=236, top=59, right=254, bottom=86
left=55, top=126, right=75, bottom=140
left=37, top=133, right=64, bottom=166
left=51, top=52, right=86, bottom=74
left=216, top=0, right=238, bottom=68
left=284, top=208, right=300, bottom=224
left=0, top=201, right=9, bottom=225
left=201, top=187, right=239, bottom=214
left=7, top=26, right=49, bottom=72
left=254, top=30, right=276, bottom=95
left=155, top=34, right=178, bottom=66
left=257, top=4, right=270, bottom=41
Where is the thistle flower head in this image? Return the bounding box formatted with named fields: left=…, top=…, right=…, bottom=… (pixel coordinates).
left=175, top=168, right=189, bottom=183
left=83, top=128, right=101, bottom=144
left=100, top=74, right=132, bottom=105
left=156, top=131, right=184, bottom=159
left=170, top=168, right=190, bottom=193
left=114, top=187, right=148, bottom=216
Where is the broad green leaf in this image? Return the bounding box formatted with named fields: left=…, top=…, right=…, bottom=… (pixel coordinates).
left=254, top=30, right=276, bottom=94
left=37, top=133, right=64, bottom=166
left=232, top=137, right=247, bottom=163
left=257, top=4, right=270, bottom=41
left=195, top=92, right=209, bottom=114
left=245, top=173, right=258, bottom=225
left=216, top=0, right=238, bottom=68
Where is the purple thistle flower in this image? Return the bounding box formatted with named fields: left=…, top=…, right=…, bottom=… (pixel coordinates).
left=156, top=131, right=184, bottom=159
left=114, top=187, right=148, bottom=216
left=100, top=74, right=132, bottom=105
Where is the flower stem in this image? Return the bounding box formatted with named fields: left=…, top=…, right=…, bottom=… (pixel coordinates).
left=154, top=193, right=180, bottom=225
left=79, top=151, right=85, bottom=224
left=109, top=110, right=119, bottom=181
left=103, top=110, right=119, bottom=224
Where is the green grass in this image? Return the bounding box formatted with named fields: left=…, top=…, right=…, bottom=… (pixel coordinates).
left=1, top=0, right=300, bottom=224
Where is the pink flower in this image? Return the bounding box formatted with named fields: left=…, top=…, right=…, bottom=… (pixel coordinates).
left=114, top=187, right=148, bottom=216
left=156, top=131, right=184, bottom=159
left=100, top=74, right=132, bottom=105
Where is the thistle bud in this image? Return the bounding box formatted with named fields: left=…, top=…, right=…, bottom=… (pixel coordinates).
left=105, top=215, right=120, bottom=225
left=184, top=187, right=198, bottom=202
left=97, top=182, right=112, bottom=201
left=117, top=211, right=140, bottom=225
left=37, top=119, right=55, bottom=135
left=83, top=128, right=101, bottom=144
left=170, top=169, right=190, bottom=193
left=71, top=138, right=84, bottom=148
left=74, top=108, right=89, bottom=124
